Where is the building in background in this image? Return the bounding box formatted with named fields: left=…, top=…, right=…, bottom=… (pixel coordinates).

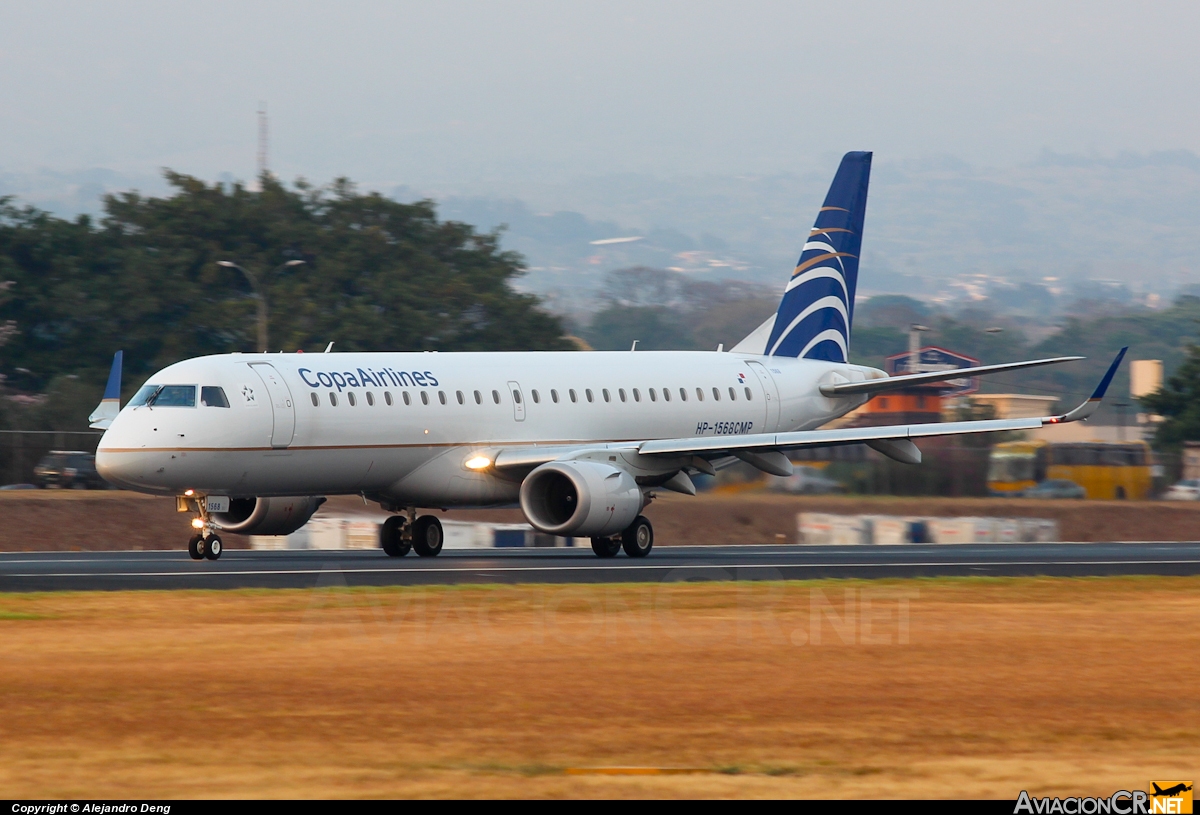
left=963, top=393, right=1059, bottom=420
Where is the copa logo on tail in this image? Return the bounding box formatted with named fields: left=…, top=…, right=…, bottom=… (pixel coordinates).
left=766, top=151, right=872, bottom=362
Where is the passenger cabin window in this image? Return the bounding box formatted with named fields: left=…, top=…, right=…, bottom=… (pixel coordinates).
left=347, top=392, right=357, bottom=407
left=569, top=389, right=577, bottom=403
left=744, top=387, right=753, bottom=400
left=712, top=387, right=721, bottom=401
left=438, top=391, right=447, bottom=405
left=618, top=389, right=626, bottom=402
left=457, top=391, right=465, bottom=405
left=532, top=390, right=540, bottom=404
left=385, top=392, right=394, bottom=406
left=728, top=387, right=736, bottom=401
left=403, top=391, right=411, bottom=406
left=551, top=389, right=559, bottom=403
left=586, top=389, right=594, bottom=403
left=474, top=390, right=482, bottom=404
left=310, top=393, right=319, bottom=407
left=421, top=392, right=429, bottom=405
left=201, top=386, right=230, bottom=407
left=649, top=388, right=657, bottom=402
left=366, top=392, right=375, bottom=406
left=632, top=388, right=640, bottom=402
left=152, top=385, right=196, bottom=407
left=696, top=388, right=704, bottom=401
left=329, top=392, right=338, bottom=406
left=512, top=389, right=522, bottom=404
left=680, top=388, right=688, bottom=401
left=662, top=388, right=671, bottom=402
left=492, top=390, right=501, bottom=404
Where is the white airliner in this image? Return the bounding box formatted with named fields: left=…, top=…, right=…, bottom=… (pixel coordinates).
left=90, top=152, right=1126, bottom=561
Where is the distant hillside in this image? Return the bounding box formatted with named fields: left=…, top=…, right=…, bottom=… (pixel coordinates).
left=6, top=150, right=1200, bottom=311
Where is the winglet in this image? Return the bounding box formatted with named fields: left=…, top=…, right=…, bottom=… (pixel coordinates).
left=88, top=350, right=123, bottom=429
left=1045, top=347, right=1128, bottom=425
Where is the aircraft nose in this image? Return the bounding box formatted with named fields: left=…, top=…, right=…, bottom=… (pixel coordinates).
left=95, top=448, right=151, bottom=490
left=94, top=447, right=125, bottom=488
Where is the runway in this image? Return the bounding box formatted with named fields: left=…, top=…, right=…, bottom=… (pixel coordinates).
left=3, top=542, right=1200, bottom=591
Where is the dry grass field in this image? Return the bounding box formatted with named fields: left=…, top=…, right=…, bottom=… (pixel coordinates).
left=0, top=576, right=1197, bottom=798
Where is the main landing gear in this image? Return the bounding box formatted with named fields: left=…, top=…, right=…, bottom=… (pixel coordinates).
left=380, top=509, right=444, bottom=557
left=591, top=515, right=653, bottom=558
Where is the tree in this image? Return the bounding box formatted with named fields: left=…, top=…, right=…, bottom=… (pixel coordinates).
left=0, top=173, right=572, bottom=395
left=1140, top=342, right=1200, bottom=449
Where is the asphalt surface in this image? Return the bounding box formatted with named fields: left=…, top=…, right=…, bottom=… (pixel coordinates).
left=2, top=542, right=1200, bottom=591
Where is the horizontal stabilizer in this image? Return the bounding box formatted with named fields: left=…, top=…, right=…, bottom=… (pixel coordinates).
left=820, top=355, right=1083, bottom=397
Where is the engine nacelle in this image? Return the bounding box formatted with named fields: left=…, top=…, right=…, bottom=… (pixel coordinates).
left=519, top=461, right=643, bottom=537
left=211, top=496, right=325, bottom=536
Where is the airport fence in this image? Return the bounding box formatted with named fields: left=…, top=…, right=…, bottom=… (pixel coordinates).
left=0, top=430, right=103, bottom=486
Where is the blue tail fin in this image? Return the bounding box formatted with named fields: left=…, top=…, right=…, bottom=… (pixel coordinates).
left=765, top=151, right=872, bottom=361
left=88, top=350, right=123, bottom=429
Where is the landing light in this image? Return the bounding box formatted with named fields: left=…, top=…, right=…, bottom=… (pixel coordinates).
left=184, top=489, right=195, bottom=496
left=191, top=518, right=205, bottom=529
left=464, top=455, right=492, bottom=470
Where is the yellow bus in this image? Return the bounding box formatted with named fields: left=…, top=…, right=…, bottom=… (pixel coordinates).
left=987, top=440, right=1153, bottom=500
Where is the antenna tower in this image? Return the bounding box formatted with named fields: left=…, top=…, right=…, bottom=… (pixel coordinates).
left=257, top=103, right=269, bottom=178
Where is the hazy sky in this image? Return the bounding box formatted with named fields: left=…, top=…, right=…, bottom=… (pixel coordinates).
left=1, top=0, right=1198, bottom=187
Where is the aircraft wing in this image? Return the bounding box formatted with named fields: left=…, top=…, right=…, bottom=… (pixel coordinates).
left=493, top=348, right=1127, bottom=473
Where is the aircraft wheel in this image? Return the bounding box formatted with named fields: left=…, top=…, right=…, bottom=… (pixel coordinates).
left=411, top=515, right=444, bottom=557
left=204, top=534, right=223, bottom=561
left=590, top=536, right=621, bottom=558
left=380, top=515, right=411, bottom=557
left=621, top=515, right=654, bottom=558
left=187, top=534, right=204, bottom=560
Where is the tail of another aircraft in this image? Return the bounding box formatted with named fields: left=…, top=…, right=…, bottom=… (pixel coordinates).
left=734, top=151, right=872, bottom=360
left=88, top=350, right=122, bottom=430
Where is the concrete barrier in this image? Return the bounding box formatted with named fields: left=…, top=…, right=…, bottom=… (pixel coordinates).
left=797, top=512, right=1059, bottom=545
left=797, top=513, right=835, bottom=544
left=864, top=515, right=931, bottom=545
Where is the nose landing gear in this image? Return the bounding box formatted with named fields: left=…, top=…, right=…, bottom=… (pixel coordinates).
left=183, top=494, right=224, bottom=561
left=187, top=532, right=224, bottom=561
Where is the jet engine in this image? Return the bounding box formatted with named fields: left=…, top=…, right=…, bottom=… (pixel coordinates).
left=519, top=460, right=643, bottom=537
left=210, top=496, right=325, bottom=536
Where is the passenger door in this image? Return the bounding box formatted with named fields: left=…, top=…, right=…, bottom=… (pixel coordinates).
left=249, top=362, right=296, bottom=448
left=745, top=360, right=780, bottom=433
left=507, top=380, right=526, bottom=422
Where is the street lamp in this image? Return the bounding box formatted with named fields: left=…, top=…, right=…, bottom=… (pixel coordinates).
left=217, top=259, right=305, bottom=352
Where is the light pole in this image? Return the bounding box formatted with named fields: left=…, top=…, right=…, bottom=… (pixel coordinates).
left=908, top=324, right=930, bottom=373
left=217, top=260, right=305, bottom=352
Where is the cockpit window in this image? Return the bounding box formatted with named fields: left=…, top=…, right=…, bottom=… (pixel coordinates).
left=128, top=385, right=161, bottom=407
left=201, top=386, right=230, bottom=408
left=150, top=385, right=196, bottom=407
